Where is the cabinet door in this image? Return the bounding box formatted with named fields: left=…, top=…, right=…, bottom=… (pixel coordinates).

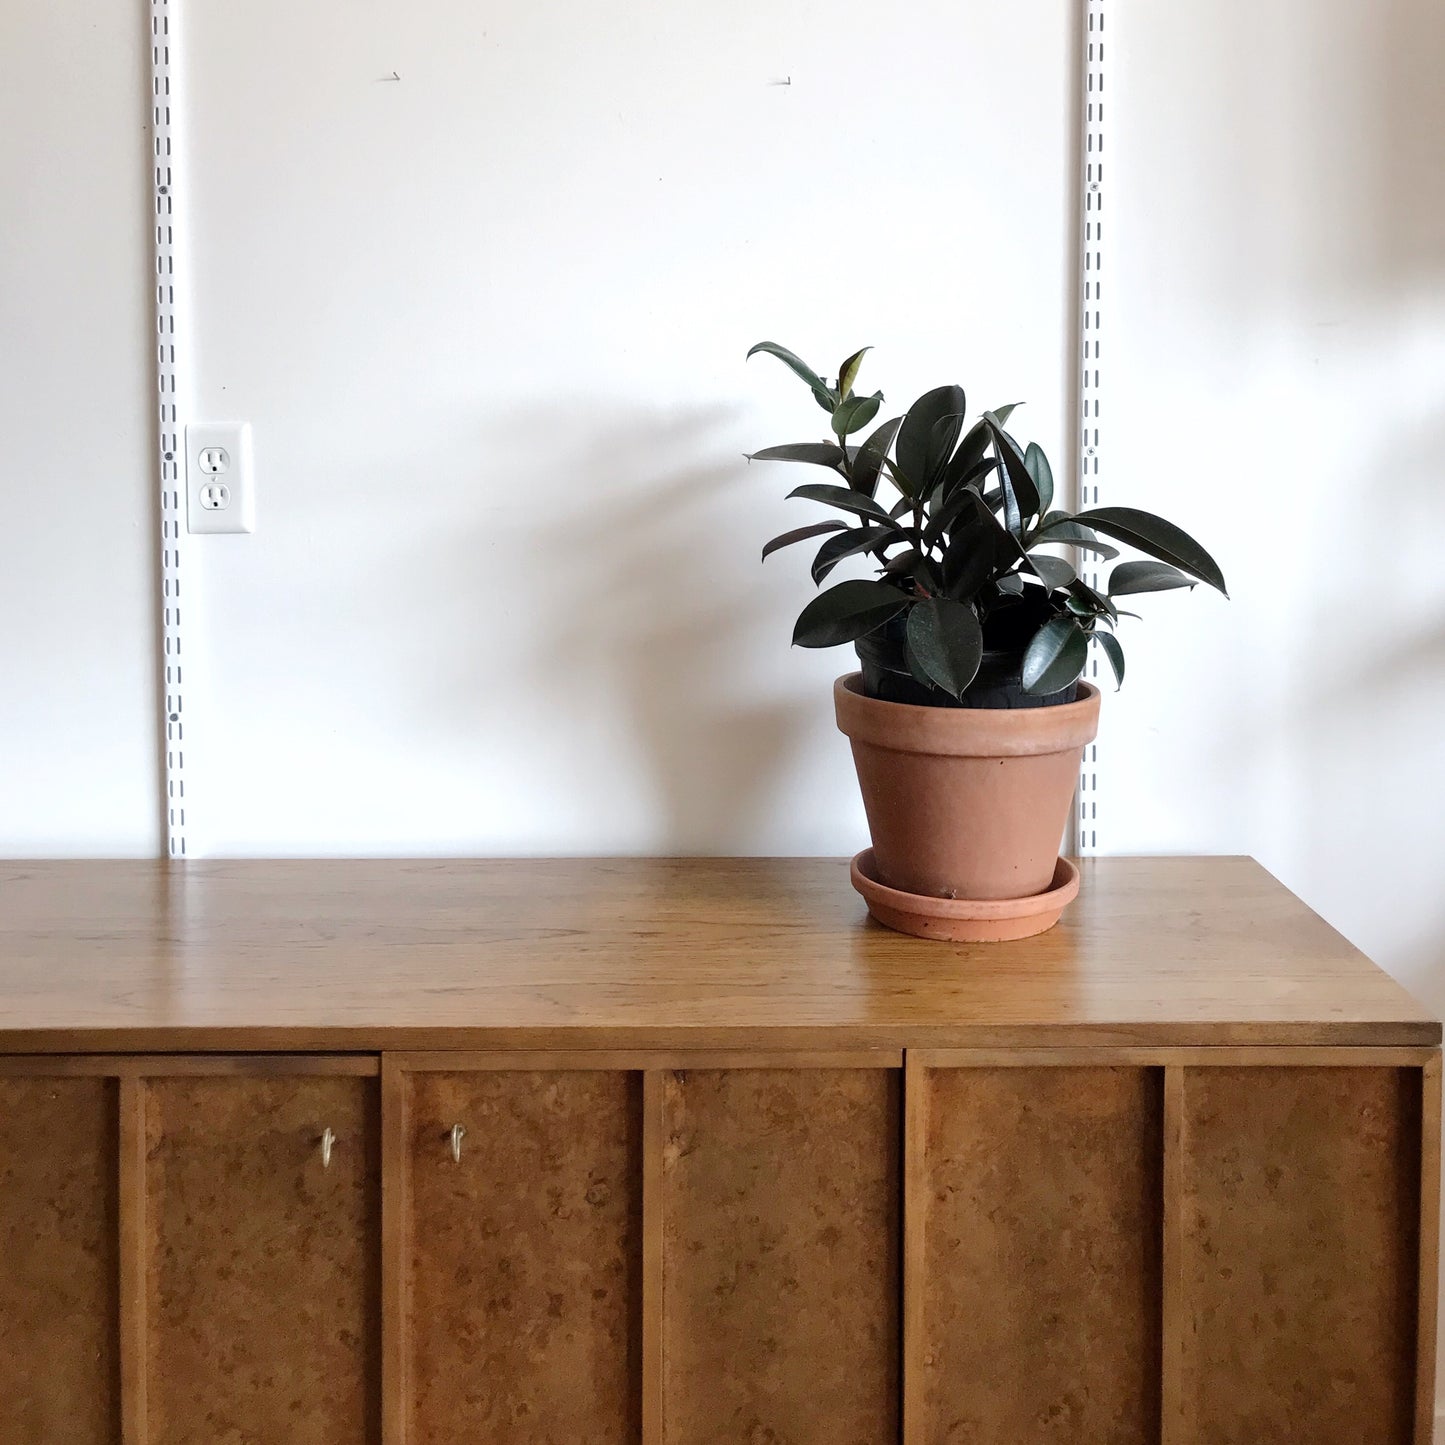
left=394, top=1064, right=642, bottom=1445
left=142, top=1067, right=379, bottom=1445
left=1172, top=1065, right=1422, bottom=1445
left=660, top=1065, right=901, bottom=1445
left=907, top=1062, right=1163, bottom=1445
left=0, top=1072, right=119, bottom=1445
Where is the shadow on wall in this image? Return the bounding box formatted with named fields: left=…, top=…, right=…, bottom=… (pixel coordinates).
left=1293, top=649, right=1445, bottom=1016
left=1296, top=0, right=1445, bottom=1013
left=1376, top=0, right=1445, bottom=281
left=1146, top=0, right=1445, bottom=1011
left=483, top=403, right=816, bottom=854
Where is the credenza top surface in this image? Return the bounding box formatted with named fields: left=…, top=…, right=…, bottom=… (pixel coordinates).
left=0, top=855, right=1434, bottom=1052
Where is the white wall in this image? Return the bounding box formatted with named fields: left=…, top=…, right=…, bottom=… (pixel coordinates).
left=0, top=0, right=160, bottom=854
left=174, top=0, right=1077, bottom=855
left=1103, top=0, right=1445, bottom=1018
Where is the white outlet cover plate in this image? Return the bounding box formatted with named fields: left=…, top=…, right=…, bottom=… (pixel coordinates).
left=186, top=422, right=255, bottom=534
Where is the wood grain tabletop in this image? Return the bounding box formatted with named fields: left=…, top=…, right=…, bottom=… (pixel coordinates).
left=0, top=856, right=1434, bottom=1052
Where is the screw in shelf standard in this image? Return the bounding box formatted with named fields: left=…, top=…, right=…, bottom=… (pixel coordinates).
left=449, top=1123, right=466, bottom=1163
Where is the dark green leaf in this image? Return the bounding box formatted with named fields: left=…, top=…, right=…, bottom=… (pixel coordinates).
left=762, top=519, right=848, bottom=562
left=984, top=414, right=1041, bottom=534
left=942, top=520, right=997, bottom=599
left=904, top=642, right=936, bottom=688
left=747, top=340, right=828, bottom=390
left=1095, top=630, right=1125, bottom=688
left=744, top=340, right=834, bottom=412
left=1073, top=507, right=1228, bottom=594
left=1031, top=515, right=1120, bottom=559
left=945, top=405, right=1018, bottom=487
left=939, top=453, right=999, bottom=501
left=880, top=546, right=923, bottom=578
left=1024, top=443, right=1055, bottom=516
left=897, top=385, right=967, bottom=494
left=812, top=530, right=859, bottom=583
left=995, top=573, right=1026, bottom=596
left=1022, top=616, right=1089, bottom=695
left=993, top=524, right=1029, bottom=571
left=787, top=483, right=894, bottom=523
left=905, top=597, right=984, bottom=698
left=810, top=524, right=898, bottom=582
left=831, top=391, right=882, bottom=438
left=851, top=416, right=903, bottom=499
left=923, top=484, right=989, bottom=547
left=837, top=346, right=871, bottom=399
left=926, top=412, right=965, bottom=482
left=917, top=554, right=945, bottom=594
left=883, top=456, right=917, bottom=498
left=748, top=442, right=847, bottom=469
left=887, top=549, right=943, bottom=593
left=1001, top=476, right=1023, bottom=538
left=1107, top=560, right=1197, bottom=596
left=1028, top=554, right=1076, bottom=591
left=1067, top=576, right=1117, bottom=620
left=793, top=580, right=910, bottom=648
left=939, top=425, right=989, bottom=496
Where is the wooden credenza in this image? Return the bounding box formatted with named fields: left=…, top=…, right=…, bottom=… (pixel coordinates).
left=0, top=856, right=1437, bottom=1444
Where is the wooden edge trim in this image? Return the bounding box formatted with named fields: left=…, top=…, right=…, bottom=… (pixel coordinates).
left=1415, top=1053, right=1441, bottom=1444
left=0, top=1054, right=380, bottom=1077
left=1160, top=1065, right=1190, bottom=1445
left=902, top=1053, right=928, bottom=1445
left=2, top=1022, right=1435, bottom=1054
left=386, top=1050, right=903, bottom=1072
left=118, top=1076, right=147, bottom=1445
left=642, top=1071, right=665, bottom=1445
left=909, top=1046, right=1439, bottom=1069
left=380, top=1056, right=409, bottom=1445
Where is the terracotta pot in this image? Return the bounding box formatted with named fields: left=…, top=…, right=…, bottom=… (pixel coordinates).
left=833, top=673, right=1101, bottom=902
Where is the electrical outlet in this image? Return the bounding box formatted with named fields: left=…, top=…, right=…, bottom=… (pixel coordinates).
left=186, top=422, right=255, bottom=534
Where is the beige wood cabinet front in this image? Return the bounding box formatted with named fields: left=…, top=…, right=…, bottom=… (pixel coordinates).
left=0, top=1049, right=1436, bottom=1445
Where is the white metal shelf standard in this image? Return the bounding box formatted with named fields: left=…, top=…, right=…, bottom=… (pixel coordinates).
left=150, top=0, right=188, bottom=857
left=1076, top=0, right=1107, bottom=855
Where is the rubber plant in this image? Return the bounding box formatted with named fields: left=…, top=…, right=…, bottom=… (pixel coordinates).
left=748, top=341, right=1227, bottom=704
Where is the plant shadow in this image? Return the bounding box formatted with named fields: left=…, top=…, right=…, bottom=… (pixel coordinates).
left=488, top=403, right=820, bottom=855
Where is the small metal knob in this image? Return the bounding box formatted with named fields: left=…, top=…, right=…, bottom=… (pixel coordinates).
left=449, top=1123, right=466, bottom=1163
left=320, top=1127, right=336, bottom=1169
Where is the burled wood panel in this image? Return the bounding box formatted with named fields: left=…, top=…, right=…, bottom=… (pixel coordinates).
left=1179, top=1066, right=1418, bottom=1444
left=0, top=1076, right=118, bottom=1445
left=145, top=1076, right=378, bottom=1445
left=661, top=1068, right=901, bottom=1445
left=406, top=1070, right=641, bottom=1444
left=919, top=1066, right=1161, bottom=1444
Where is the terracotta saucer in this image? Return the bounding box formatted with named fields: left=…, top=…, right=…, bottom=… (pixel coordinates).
left=849, top=850, right=1080, bottom=943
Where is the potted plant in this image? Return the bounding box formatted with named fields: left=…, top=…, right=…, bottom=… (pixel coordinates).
left=748, top=342, right=1226, bottom=941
